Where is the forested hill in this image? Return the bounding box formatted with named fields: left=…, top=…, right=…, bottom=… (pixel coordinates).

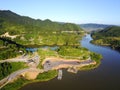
left=91, top=26, right=120, bottom=50
left=0, top=10, right=83, bottom=34
left=0, top=10, right=84, bottom=45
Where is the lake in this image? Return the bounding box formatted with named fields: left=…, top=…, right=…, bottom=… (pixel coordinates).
left=20, top=34, right=120, bottom=90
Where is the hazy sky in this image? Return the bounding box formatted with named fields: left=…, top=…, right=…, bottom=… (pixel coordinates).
left=0, top=0, right=120, bottom=25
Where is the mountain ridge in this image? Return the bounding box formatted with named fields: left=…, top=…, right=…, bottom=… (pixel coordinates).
left=79, top=23, right=114, bottom=32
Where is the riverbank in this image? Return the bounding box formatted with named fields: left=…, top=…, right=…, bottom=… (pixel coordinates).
left=91, top=40, right=120, bottom=52
left=0, top=53, right=98, bottom=90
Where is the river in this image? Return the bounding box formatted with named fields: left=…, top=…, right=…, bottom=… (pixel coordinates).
left=20, top=34, right=120, bottom=90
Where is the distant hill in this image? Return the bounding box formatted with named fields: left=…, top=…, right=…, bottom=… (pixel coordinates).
left=79, top=23, right=113, bottom=32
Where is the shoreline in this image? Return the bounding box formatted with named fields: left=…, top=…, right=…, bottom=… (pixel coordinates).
left=0, top=47, right=100, bottom=90
left=18, top=57, right=96, bottom=90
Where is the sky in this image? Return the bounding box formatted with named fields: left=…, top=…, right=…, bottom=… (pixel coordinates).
left=0, top=0, right=120, bottom=25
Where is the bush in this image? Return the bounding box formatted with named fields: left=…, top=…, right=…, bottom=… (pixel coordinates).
left=90, top=52, right=102, bottom=62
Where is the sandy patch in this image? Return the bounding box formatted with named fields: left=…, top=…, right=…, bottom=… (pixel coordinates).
left=0, top=32, right=19, bottom=39
left=21, top=68, right=43, bottom=80
left=23, top=71, right=39, bottom=80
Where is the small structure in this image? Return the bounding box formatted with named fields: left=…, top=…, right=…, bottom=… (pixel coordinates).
left=57, top=69, right=63, bottom=80
left=67, top=67, right=78, bottom=73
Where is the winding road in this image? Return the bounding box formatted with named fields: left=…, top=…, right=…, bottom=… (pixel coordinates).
left=0, top=53, right=41, bottom=89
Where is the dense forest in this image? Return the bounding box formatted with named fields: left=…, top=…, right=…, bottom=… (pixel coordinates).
left=91, top=26, right=120, bottom=50
left=0, top=38, right=26, bottom=60
left=0, top=10, right=84, bottom=46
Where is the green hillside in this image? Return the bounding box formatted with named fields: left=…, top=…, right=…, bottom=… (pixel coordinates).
left=0, top=10, right=84, bottom=46
left=0, top=10, right=86, bottom=60
left=91, top=26, right=120, bottom=50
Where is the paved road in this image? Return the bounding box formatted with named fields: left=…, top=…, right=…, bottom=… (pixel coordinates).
left=0, top=53, right=41, bottom=89
left=0, top=68, right=43, bottom=89
left=0, top=68, right=30, bottom=89
left=0, top=54, right=30, bottom=63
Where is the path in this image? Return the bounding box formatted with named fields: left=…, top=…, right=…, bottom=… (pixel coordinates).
left=0, top=53, right=41, bottom=89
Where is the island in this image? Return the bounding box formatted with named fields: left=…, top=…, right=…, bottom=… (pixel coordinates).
left=0, top=10, right=102, bottom=90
